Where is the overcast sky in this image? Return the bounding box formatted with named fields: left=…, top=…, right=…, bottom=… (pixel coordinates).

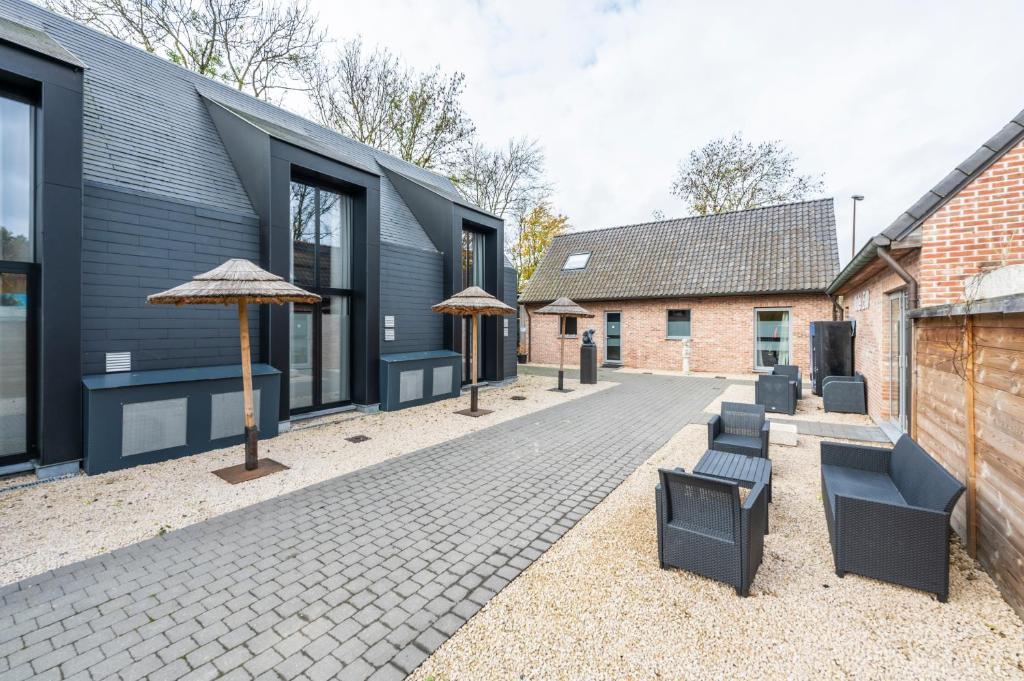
left=311, top=0, right=1024, bottom=266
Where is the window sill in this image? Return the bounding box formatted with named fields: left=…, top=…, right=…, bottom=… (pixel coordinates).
left=665, top=336, right=691, bottom=341
left=558, top=335, right=578, bottom=339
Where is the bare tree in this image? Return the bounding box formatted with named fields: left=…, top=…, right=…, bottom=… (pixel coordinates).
left=451, top=138, right=551, bottom=220
left=304, top=39, right=475, bottom=170
left=671, top=133, right=824, bottom=215
left=47, top=0, right=324, bottom=99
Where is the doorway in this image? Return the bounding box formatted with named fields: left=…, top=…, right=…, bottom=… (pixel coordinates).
left=887, top=290, right=908, bottom=431
left=461, top=228, right=485, bottom=383
left=0, top=267, right=34, bottom=465
left=605, top=311, right=622, bottom=364
left=754, top=308, right=791, bottom=371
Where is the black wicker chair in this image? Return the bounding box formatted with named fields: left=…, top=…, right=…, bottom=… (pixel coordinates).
left=755, top=374, right=797, bottom=415
left=656, top=468, right=767, bottom=596
left=771, top=364, right=802, bottom=399
left=820, top=435, right=966, bottom=601
left=822, top=374, right=866, bottom=414
left=707, top=402, right=770, bottom=458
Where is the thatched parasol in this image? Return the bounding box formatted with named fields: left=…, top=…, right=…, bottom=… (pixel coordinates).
left=432, top=286, right=515, bottom=416
left=148, top=259, right=319, bottom=481
left=535, top=297, right=594, bottom=392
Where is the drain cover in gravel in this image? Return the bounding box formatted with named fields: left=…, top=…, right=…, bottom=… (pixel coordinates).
left=346, top=435, right=371, bottom=443
left=511, top=395, right=527, bottom=401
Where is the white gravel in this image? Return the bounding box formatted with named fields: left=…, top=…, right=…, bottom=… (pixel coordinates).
left=0, top=373, right=611, bottom=586
left=412, top=412, right=1024, bottom=679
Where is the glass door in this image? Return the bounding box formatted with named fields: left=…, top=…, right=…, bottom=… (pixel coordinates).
left=888, top=291, right=907, bottom=431
left=754, top=308, right=791, bottom=371
left=289, top=182, right=352, bottom=413
left=605, top=311, right=622, bottom=363
left=0, top=269, right=32, bottom=465
left=461, top=229, right=485, bottom=383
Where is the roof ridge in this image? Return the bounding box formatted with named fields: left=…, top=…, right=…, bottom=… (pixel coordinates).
left=17, top=0, right=457, bottom=190
left=555, top=197, right=834, bottom=240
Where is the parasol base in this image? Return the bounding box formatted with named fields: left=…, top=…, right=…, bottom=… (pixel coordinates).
left=548, top=388, right=574, bottom=393
left=213, top=458, right=289, bottom=484
left=455, top=408, right=493, bottom=418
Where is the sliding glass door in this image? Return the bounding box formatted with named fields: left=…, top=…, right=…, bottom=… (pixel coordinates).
left=754, top=308, right=790, bottom=371
left=289, top=182, right=352, bottom=413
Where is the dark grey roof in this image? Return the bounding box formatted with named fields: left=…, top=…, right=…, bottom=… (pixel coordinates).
left=880, top=108, right=1024, bottom=242
left=0, top=14, right=83, bottom=68
left=828, top=105, right=1024, bottom=294
left=520, top=199, right=838, bottom=303
left=0, top=0, right=480, bottom=253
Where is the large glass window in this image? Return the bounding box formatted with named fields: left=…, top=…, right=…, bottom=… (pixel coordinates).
left=754, top=308, right=790, bottom=370
left=0, top=272, right=28, bottom=458
left=289, top=181, right=353, bottom=411
left=0, top=95, right=33, bottom=262
left=461, top=229, right=486, bottom=382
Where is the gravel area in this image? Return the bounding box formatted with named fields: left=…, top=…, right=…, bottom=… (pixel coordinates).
left=412, top=424, right=1024, bottom=679
left=0, top=373, right=612, bottom=586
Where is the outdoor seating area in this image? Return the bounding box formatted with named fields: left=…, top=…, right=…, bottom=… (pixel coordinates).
left=707, top=401, right=770, bottom=458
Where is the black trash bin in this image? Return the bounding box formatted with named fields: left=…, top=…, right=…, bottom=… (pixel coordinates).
left=580, top=330, right=598, bottom=384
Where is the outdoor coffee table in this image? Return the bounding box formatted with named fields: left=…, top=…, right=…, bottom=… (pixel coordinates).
left=693, top=449, right=773, bottom=532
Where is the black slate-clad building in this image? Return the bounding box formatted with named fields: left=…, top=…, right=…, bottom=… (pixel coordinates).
left=0, top=0, right=516, bottom=477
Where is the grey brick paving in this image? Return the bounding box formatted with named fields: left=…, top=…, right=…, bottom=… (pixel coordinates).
left=0, top=369, right=723, bottom=679
left=768, top=417, right=889, bottom=443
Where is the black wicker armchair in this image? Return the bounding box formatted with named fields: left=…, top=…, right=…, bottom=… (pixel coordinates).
left=755, top=374, right=797, bottom=415
left=771, top=364, right=802, bottom=399
left=707, top=402, right=770, bottom=458
left=820, top=435, right=965, bottom=601
left=822, top=374, right=866, bottom=414
left=656, top=468, right=767, bottom=596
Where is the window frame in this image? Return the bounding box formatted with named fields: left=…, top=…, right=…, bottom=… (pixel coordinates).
left=562, top=252, right=591, bottom=271
left=666, top=309, right=691, bottom=339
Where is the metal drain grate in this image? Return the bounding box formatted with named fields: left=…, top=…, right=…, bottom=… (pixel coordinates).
left=346, top=435, right=371, bottom=443
left=510, top=395, right=526, bottom=401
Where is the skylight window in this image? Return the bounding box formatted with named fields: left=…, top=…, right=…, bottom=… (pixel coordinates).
left=563, top=252, right=591, bottom=270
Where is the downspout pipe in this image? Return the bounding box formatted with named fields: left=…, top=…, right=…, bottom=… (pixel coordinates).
left=829, top=295, right=844, bottom=321
left=875, top=240, right=918, bottom=435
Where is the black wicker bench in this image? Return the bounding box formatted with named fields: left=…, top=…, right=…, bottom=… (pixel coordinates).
left=820, top=435, right=965, bottom=601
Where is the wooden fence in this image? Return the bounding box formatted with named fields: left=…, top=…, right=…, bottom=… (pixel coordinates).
left=914, top=312, right=1024, bottom=615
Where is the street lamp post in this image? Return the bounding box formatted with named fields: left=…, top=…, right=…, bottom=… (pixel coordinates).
left=851, top=194, right=865, bottom=259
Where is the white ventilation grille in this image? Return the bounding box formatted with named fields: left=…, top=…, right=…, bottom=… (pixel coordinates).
left=432, top=365, right=453, bottom=396
left=210, top=389, right=261, bottom=440
left=399, top=370, right=423, bottom=403
left=122, top=398, right=187, bottom=457
left=106, top=352, right=131, bottom=373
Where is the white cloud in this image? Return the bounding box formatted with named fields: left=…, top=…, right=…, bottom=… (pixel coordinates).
left=312, top=0, right=1024, bottom=265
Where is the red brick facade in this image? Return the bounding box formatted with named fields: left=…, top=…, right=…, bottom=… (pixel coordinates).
left=524, top=294, right=832, bottom=375
left=919, top=139, right=1024, bottom=307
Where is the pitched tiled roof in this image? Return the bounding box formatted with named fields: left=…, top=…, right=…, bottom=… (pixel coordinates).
left=520, top=199, right=838, bottom=303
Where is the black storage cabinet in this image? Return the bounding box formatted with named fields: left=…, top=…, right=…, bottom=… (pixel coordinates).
left=809, top=321, right=855, bottom=395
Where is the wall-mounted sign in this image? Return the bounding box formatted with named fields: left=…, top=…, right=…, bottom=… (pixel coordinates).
left=384, top=315, right=395, bottom=328
left=384, top=328, right=395, bottom=342
left=852, top=290, right=869, bottom=312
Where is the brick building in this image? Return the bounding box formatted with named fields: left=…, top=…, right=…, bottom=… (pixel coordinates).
left=519, top=200, right=839, bottom=375
left=828, top=105, right=1024, bottom=615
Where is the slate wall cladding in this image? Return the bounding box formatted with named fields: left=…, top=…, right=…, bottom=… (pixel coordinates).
left=379, top=242, right=444, bottom=353
left=81, top=181, right=260, bottom=374
left=504, top=266, right=518, bottom=377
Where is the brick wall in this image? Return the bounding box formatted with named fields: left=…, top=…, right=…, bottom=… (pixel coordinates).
left=524, top=294, right=831, bottom=375
left=841, top=252, right=921, bottom=425
left=919, top=138, right=1024, bottom=307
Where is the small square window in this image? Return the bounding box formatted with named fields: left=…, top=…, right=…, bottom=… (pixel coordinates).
left=563, top=252, right=591, bottom=270
left=667, top=309, right=691, bottom=338
left=560, top=317, right=578, bottom=337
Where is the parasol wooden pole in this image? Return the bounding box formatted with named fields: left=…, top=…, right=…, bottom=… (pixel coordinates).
left=558, top=315, right=566, bottom=390
left=470, top=313, right=480, bottom=412
left=238, top=299, right=258, bottom=470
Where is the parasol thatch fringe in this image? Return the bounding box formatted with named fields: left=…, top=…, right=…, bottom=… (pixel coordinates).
left=147, top=259, right=320, bottom=306
left=535, top=297, right=593, bottom=318
left=432, top=286, right=515, bottom=316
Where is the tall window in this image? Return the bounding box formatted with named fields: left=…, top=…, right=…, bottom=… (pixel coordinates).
left=289, top=181, right=353, bottom=412
left=0, top=95, right=33, bottom=262
left=754, top=308, right=790, bottom=371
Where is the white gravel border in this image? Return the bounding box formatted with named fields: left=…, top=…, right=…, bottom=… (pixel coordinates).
left=0, top=373, right=612, bottom=586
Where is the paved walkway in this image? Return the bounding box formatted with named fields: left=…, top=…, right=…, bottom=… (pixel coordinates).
left=0, top=370, right=724, bottom=681
left=768, top=417, right=889, bottom=443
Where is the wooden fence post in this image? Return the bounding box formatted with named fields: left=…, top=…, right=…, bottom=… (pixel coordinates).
left=965, top=315, right=978, bottom=558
